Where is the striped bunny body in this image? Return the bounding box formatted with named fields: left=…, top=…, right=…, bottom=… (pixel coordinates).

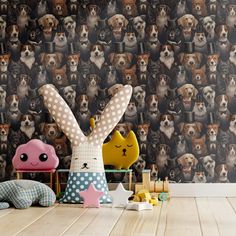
left=39, top=84, right=132, bottom=203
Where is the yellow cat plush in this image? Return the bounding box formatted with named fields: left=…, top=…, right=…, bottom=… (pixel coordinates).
left=102, top=131, right=139, bottom=169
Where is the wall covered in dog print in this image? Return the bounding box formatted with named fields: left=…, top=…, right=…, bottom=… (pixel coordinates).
left=0, top=0, right=236, bottom=184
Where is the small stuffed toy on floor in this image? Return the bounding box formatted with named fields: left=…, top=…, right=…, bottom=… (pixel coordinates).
left=0, top=180, right=56, bottom=210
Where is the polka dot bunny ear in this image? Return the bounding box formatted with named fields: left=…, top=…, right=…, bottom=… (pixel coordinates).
left=38, top=84, right=133, bottom=146
left=38, top=84, right=86, bottom=146
left=88, top=85, right=133, bottom=145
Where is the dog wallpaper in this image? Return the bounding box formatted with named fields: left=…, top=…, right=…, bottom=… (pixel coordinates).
left=0, top=0, right=236, bottom=184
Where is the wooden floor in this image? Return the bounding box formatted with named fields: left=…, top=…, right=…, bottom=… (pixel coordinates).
left=1, top=198, right=236, bottom=236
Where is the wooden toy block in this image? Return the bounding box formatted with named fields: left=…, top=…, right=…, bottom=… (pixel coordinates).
left=135, top=183, right=144, bottom=193
left=155, top=179, right=163, bottom=192
left=150, top=192, right=159, bottom=199
left=150, top=181, right=155, bottom=192
left=142, top=169, right=150, bottom=190
left=163, top=177, right=169, bottom=192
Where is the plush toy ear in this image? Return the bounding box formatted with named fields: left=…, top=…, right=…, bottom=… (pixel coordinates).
left=88, top=85, right=132, bottom=145
left=38, top=84, right=86, bottom=146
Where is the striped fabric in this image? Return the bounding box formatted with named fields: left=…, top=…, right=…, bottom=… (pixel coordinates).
left=0, top=180, right=56, bottom=209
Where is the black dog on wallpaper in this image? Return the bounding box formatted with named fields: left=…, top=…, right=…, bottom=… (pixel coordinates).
left=0, top=0, right=236, bottom=184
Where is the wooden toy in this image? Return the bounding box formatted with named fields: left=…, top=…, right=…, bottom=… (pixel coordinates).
left=134, top=170, right=170, bottom=201
left=79, top=183, right=104, bottom=208
left=103, top=131, right=139, bottom=170
left=39, top=84, right=132, bottom=204
left=109, top=183, right=133, bottom=208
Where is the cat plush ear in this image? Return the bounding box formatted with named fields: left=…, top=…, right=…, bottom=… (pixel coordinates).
left=88, top=85, right=133, bottom=145
left=38, top=84, right=86, bottom=146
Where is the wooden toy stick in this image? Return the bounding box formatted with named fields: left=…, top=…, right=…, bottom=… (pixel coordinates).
left=142, top=170, right=150, bottom=190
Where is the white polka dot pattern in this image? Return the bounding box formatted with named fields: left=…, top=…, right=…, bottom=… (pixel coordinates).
left=88, top=85, right=132, bottom=145
left=38, top=84, right=86, bottom=146
left=39, top=84, right=133, bottom=147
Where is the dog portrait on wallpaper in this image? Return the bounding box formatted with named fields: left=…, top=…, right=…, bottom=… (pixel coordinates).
left=0, top=0, right=235, bottom=185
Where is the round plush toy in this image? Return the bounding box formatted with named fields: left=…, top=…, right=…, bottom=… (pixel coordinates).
left=0, top=180, right=56, bottom=209
left=12, top=139, right=59, bottom=171
left=39, top=84, right=132, bottom=203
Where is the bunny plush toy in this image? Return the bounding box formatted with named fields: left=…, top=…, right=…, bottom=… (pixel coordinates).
left=39, top=84, right=132, bottom=203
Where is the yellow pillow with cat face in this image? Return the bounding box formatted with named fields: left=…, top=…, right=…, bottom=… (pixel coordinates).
left=102, top=131, right=139, bottom=169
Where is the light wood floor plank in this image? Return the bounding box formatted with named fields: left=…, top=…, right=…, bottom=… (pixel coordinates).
left=16, top=204, right=87, bottom=236
left=63, top=207, right=123, bottom=236
left=0, top=198, right=235, bottom=235
left=155, top=202, right=167, bottom=236
left=207, top=198, right=236, bottom=236
left=227, top=197, right=236, bottom=212
left=0, top=205, right=56, bottom=236
left=110, top=203, right=162, bottom=236
left=163, top=198, right=202, bottom=236
left=195, top=198, right=219, bottom=236
left=0, top=208, right=14, bottom=218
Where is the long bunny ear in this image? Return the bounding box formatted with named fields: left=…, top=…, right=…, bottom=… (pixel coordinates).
left=88, top=85, right=132, bottom=145
left=38, top=84, right=86, bottom=146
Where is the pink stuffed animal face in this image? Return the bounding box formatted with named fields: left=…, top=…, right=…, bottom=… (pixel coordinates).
left=12, top=139, right=59, bottom=170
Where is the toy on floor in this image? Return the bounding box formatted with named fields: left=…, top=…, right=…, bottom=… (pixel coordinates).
left=12, top=139, right=59, bottom=171
left=39, top=84, right=132, bottom=204
left=126, top=202, right=153, bottom=211
left=0, top=180, right=56, bottom=209
left=103, top=130, right=139, bottom=169
left=134, top=170, right=170, bottom=202
left=132, top=190, right=158, bottom=206
left=79, top=183, right=104, bottom=208
left=109, top=183, right=133, bottom=208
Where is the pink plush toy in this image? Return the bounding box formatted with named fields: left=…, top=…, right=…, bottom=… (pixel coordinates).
left=12, top=139, right=59, bottom=171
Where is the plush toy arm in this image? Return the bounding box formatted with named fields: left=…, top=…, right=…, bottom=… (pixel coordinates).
left=0, top=202, right=10, bottom=209
left=88, top=85, right=132, bottom=145
left=39, top=191, right=56, bottom=207
left=38, top=84, right=86, bottom=146
left=12, top=198, right=32, bottom=209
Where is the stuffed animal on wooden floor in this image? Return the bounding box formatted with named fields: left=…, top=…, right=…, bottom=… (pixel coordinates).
left=39, top=84, right=132, bottom=203
left=0, top=180, right=56, bottom=209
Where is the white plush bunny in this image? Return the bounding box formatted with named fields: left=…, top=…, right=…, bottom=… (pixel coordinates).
left=39, top=84, right=132, bottom=203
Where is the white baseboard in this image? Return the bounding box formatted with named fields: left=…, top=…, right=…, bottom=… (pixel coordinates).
left=109, top=183, right=236, bottom=197
left=170, top=183, right=236, bottom=197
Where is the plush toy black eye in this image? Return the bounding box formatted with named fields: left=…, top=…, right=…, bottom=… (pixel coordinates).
left=39, top=153, right=48, bottom=162
left=20, top=153, right=28, bottom=162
